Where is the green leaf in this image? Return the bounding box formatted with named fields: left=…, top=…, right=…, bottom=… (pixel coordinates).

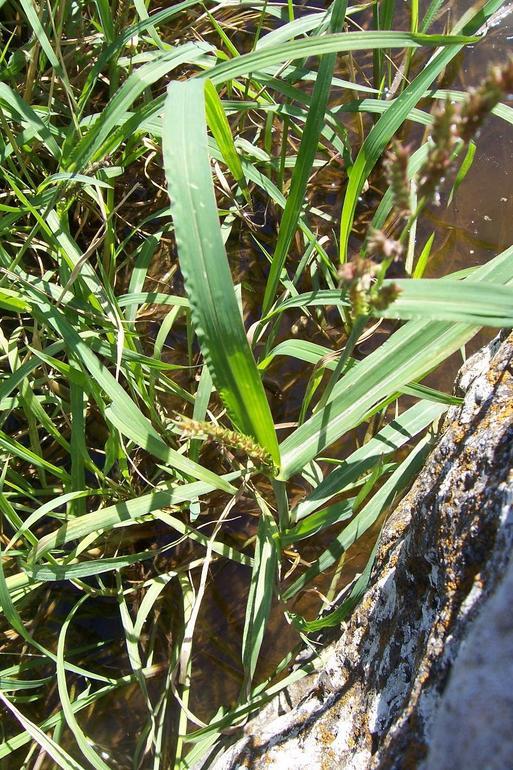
left=0, top=83, right=61, bottom=159
left=24, top=550, right=161, bottom=581
left=279, top=242, right=513, bottom=479
left=261, top=0, right=348, bottom=314
left=282, top=433, right=431, bottom=601
left=17, top=0, right=60, bottom=71
left=26, top=295, right=234, bottom=493
left=290, top=530, right=380, bottom=632
left=78, top=0, right=204, bottom=111
left=294, top=399, right=446, bottom=520
left=282, top=497, right=355, bottom=545
left=0, top=693, right=86, bottom=770
left=258, top=339, right=338, bottom=371
left=163, top=79, right=279, bottom=465
left=67, top=41, right=214, bottom=171
left=56, top=597, right=111, bottom=770
left=413, top=232, right=435, bottom=279
left=241, top=493, right=280, bottom=691
left=204, top=80, right=250, bottom=203
left=206, top=31, right=477, bottom=87
left=378, top=279, right=513, bottom=326
left=0, top=288, right=30, bottom=313
left=448, top=140, right=476, bottom=204
left=261, top=289, right=349, bottom=322
left=421, top=0, right=447, bottom=32
left=31, top=472, right=241, bottom=561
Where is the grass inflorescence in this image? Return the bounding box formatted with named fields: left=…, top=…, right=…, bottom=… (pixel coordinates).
left=174, top=415, right=278, bottom=475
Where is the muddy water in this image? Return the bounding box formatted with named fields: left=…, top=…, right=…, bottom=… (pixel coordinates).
left=10, top=6, right=513, bottom=766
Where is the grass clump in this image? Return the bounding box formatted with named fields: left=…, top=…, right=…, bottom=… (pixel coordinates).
left=1, top=0, right=513, bottom=767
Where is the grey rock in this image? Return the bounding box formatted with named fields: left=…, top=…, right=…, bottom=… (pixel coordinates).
left=423, top=535, right=513, bottom=770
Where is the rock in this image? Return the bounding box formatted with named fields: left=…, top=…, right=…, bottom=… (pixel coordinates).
left=424, top=553, right=513, bottom=770
left=198, top=332, right=513, bottom=770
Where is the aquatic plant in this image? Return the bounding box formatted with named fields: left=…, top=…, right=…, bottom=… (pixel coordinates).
left=1, top=0, right=513, bottom=767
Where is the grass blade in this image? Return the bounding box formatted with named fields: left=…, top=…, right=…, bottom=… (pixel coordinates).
left=26, top=295, right=234, bottom=492
left=206, top=31, right=476, bottom=87
left=31, top=472, right=241, bottom=560
left=261, top=0, right=348, bottom=315
left=289, top=532, right=380, bottom=632
left=294, top=399, right=446, bottom=520
left=163, top=79, right=279, bottom=464
left=378, top=279, right=513, bottom=325
left=280, top=242, right=513, bottom=479
left=56, top=597, right=111, bottom=770
left=18, top=0, right=60, bottom=72
left=0, top=693, right=86, bottom=770
left=204, top=80, right=250, bottom=203
left=242, top=493, right=280, bottom=692
left=67, top=42, right=213, bottom=172
left=282, top=433, right=431, bottom=601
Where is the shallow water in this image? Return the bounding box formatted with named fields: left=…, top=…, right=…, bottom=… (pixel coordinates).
left=83, top=3, right=513, bottom=761
left=5, top=3, right=513, bottom=766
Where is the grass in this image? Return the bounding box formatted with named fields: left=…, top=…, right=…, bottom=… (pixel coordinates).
left=0, top=0, right=512, bottom=767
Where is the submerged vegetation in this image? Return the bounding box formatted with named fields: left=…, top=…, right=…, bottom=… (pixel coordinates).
left=1, top=0, right=513, bottom=766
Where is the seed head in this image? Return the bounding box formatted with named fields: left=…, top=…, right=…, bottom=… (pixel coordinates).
left=174, top=416, right=277, bottom=475
left=417, top=58, right=513, bottom=204
left=383, top=142, right=411, bottom=216
left=417, top=98, right=460, bottom=203
left=367, top=228, right=404, bottom=263
left=372, top=282, right=402, bottom=311
left=459, top=58, right=513, bottom=142
left=338, top=257, right=401, bottom=318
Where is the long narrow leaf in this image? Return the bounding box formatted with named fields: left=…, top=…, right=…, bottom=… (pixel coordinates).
left=0, top=693, right=86, bottom=770
left=378, top=279, right=513, bottom=326
left=294, top=399, right=446, bottom=520
left=26, top=295, right=234, bottom=493
left=206, top=31, right=476, bottom=87
left=31, top=472, right=241, bottom=560
left=282, top=433, right=431, bottom=601
left=163, top=79, right=279, bottom=464
left=261, top=0, right=348, bottom=314
left=242, top=494, right=280, bottom=690
left=204, top=80, right=250, bottom=202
